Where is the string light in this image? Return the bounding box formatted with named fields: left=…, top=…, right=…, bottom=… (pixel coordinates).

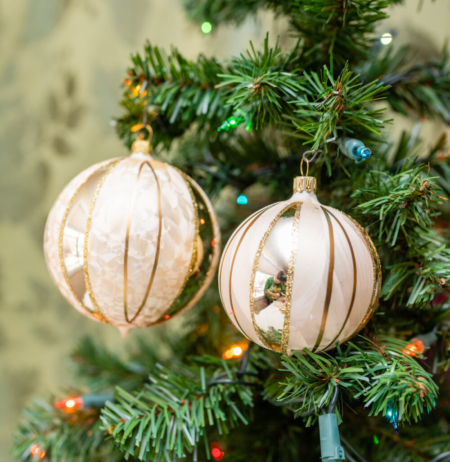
left=218, top=113, right=247, bottom=132
left=403, top=339, right=425, bottom=357
left=54, top=396, right=84, bottom=412
left=237, top=194, right=248, bottom=205
left=211, top=442, right=225, bottom=461
left=386, top=401, right=399, bottom=431
left=380, top=32, right=393, bottom=45
left=373, top=435, right=379, bottom=445
left=164, top=314, right=170, bottom=319
left=201, top=22, right=212, bottom=34
left=222, top=343, right=246, bottom=359
left=30, top=444, right=46, bottom=459
left=200, top=218, right=205, bottom=225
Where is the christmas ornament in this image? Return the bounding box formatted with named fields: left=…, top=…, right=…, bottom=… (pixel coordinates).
left=339, top=137, right=372, bottom=163
left=219, top=161, right=381, bottom=354
left=44, top=126, right=220, bottom=337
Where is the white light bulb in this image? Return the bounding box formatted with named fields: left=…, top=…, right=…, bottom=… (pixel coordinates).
left=380, top=33, right=393, bottom=45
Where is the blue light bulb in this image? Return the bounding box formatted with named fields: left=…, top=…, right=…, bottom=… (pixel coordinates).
left=237, top=194, right=248, bottom=205
left=356, top=146, right=372, bottom=159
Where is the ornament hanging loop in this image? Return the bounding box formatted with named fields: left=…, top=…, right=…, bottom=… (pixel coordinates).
left=131, top=124, right=153, bottom=154
left=300, top=158, right=309, bottom=177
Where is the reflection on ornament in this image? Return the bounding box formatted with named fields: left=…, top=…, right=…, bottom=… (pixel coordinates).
left=219, top=172, right=381, bottom=354
left=44, top=136, right=221, bottom=337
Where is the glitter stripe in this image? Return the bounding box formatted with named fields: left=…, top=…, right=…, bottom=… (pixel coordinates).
left=83, top=161, right=125, bottom=323
left=59, top=160, right=122, bottom=323
left=280, top=203, right=302, bottom=354
left=226, top=206, right=275, bottom=336
left=250, top=203, right=301, bottom=351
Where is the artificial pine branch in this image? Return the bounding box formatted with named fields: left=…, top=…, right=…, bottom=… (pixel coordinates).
left=100, top=355, right=258, bottom=461
left=274, top=337, right=438, bottom=428
left=13, top=398, right=129, bottom=462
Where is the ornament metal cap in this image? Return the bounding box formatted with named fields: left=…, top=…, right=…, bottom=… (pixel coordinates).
left=131, top=138, right=152, bottom=154
left=293, top=176, right=317, bottom=193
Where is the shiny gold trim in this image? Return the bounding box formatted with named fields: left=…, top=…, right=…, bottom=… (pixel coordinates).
left=312, top=207, right=335, bottom=352
left=83, top=160, right=125, bottom=323
left=163, top=168, right=200, bottom=316
left=123, top=161, right=163, bottom=323
left=281, top=203, right=302, bottom=354
left=250, top=203, right=301, bottom=351
left=293, top=176, right=317, bottom=194
left=322, top=209, right=358, bottom=350
left=336, top=210, right=382, bottom=344
left=226, top=205, right=276, bottom=336
left=131, top=139, right=151, bottom=154
left=59, top=160, right=122, bottom=322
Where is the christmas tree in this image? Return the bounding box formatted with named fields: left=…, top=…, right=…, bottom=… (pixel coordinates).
left=13, top=1, right=450, bottom=461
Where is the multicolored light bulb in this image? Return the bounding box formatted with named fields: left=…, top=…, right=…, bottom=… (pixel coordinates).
left=339, top=137, right=373, bottom=163
left=236, top=194, right=248, bottom=205
left=386, top=401, right=399, bottom=431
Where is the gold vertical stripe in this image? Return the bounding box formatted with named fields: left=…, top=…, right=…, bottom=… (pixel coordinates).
left=280, top=203, right=302, bottom=354
left=250, top=203, right=301, bottom=351
left=335, top=210, right=382, bottom=344
left=226, top=205, right=275, bottom=336
left=322, top=208, right=357, bottom=351
left=162, top=169, right=199, bottom=316
left=59, top=159, right=123, bottom=322
left=83, top=161, right=124, bottom=323
left=123, top=161, right=162, bottom=323
left=312, top=207, right=335, bottom=352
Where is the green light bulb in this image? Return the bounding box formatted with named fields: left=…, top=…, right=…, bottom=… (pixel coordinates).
left=201, top=22, right=212, bottom=34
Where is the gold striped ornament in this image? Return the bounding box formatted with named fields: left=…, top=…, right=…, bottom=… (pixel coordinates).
left=44, top=133, right=220, bottom=337
left=219, top=175, right=381, bottom=354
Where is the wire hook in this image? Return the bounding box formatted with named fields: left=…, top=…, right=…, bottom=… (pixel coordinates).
left=131, top=123, right=153, bottom=142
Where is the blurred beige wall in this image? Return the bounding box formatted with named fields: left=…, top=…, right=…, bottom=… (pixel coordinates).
left=0, top=1, right=448, bottom=460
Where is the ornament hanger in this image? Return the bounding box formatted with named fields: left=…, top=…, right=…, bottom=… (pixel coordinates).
left=131, top=123, right=153, bottom=154
left=300, top=158, right=309, bottom=177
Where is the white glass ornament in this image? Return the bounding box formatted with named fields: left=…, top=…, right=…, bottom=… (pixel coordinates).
left=44, top=133, right=220, bottom=337
left=219, top=174, right=381, bottom=354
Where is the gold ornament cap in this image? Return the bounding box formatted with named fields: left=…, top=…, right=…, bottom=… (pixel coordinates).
left=294, top=157, right=317, bottom=193
left=131, top=138, right=152, bottom=154
left=293, top=176, right=317, bottom=193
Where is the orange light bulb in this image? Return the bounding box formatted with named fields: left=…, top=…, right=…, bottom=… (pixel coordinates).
left=232, top=346, right=243, bottom=356
left=54, top=396, right=83, bottom=411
